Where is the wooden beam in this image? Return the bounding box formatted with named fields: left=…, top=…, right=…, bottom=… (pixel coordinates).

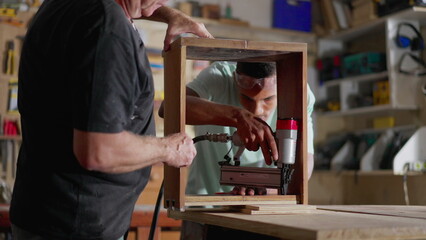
left=276, top=51, right=308, bottom=204
left=243, top=204, right=316, bottom=211
left=231, top=204, right=317, bottom=215
left=184, top=195, right=297, bottom=207
left=163, top=40, right=188, bottom=209
left=179, top=37, right=306, bottom=51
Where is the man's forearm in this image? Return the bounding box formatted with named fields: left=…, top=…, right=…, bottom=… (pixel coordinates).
left=74, top=130, right=169, bottom=173
left=159, top=89, right=243, bottom=128
left=73, top=130, right=195, bottom=174
left=185, top=95, right=242, bottom=127
left=139, top=6, right=179, bottom=23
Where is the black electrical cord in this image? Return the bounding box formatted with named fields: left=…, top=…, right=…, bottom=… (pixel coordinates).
left=148, top=135, right=210, bottom=240
left=148, top=180, right=164, bottom=240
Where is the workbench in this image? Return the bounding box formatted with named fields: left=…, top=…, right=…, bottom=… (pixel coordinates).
left=169, top=205, right=426, bottom=240
left=0, top=204, right=181, bottom=240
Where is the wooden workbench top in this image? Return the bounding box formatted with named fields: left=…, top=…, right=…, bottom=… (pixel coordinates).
left=169, top=205, right=426, bottom=240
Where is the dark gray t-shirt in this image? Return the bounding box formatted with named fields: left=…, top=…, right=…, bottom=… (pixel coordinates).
left=10, top=0, right=154, bottom=239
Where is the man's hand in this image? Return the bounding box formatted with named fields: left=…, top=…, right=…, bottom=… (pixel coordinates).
left=234, top=109, right=278, bottom=165
left=163, top=11, right=213, bottom=51
left=229, top=187, right=278, bottom=195
left=162, top=133, right=196, bottom=168
left=231, top=186, right=267, bottom=196
left=145, top=6, right=213, bottom=51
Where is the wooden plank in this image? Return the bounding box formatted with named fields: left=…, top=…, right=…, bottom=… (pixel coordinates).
left=244, top=204, right=316, bottom=211
left=180, top=37, right=246, bottom=49
left=318, top=205, right=426, bottom=220
left=233, top=204, right=316, bottom=215
left=246, top=41, right=307, bottom=52
left=163, top=39, right=187, bottom=209
left=180, top=37, right=306, bottom=51
left=276, top=51, right=308, bottom=204
left=160, top=231, right=180, bottom=240
left=240, top=208, right=316, bottom=215
left=184, top=195, right=297, bottom=207
left=169, top=208, right=426, bottom=240
left=179, top=37, right=307, bottom=61
left=186, top=46, right=290, bottom=62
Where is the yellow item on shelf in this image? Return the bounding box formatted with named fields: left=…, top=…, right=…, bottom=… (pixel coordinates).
left=373, top=116, right=395, bottom=129
left=373, top=80, right=390, bottom=105
left=0, top=8, right=17, bottom=17
left=327, top=101, right=340, bottom=111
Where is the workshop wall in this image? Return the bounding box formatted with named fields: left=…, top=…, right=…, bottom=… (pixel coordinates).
left=170, top=0, right=273, bottom=28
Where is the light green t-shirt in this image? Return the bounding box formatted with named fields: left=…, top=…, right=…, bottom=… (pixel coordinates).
left=186, top=61, right=315, bottom=195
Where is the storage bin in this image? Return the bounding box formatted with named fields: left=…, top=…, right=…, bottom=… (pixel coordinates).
left=273, top=0, right=312, bottom=32
left=343, top=52, right=386, bottom=77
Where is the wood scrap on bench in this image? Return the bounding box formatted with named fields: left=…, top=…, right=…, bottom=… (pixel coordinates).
left=230, top=204, right=317, bottom=215
left=184, top=194, right=297, bottom=207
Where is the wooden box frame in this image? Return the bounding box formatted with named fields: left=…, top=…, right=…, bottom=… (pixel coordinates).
left=163, top=37, right=308, bottom=210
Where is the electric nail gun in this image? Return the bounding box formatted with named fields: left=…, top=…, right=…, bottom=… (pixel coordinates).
left=199, top=118, right=298, bottom=195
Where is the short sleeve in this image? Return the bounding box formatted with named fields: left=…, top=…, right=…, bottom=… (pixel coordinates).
left=187, top=62, right=235, bottom=101
left=72, top=32, right=136, bottom=133
left=307, top=84, right=316, bottom=154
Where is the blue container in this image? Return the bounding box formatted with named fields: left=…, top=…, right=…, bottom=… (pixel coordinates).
left=273, top=0, right=312, bottom=32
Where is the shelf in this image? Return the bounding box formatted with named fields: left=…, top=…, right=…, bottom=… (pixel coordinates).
left=323, top=71, right=389, bottom=87
left=322, top=7, right=426, bottom=41
left=0, top=135, right=21, bottom=141
left=2, top=113, right=20, bottom=120
left=356, top=124, right=417, bottom=135
left=313, top=169, right=396, bottom=175
left=134, top=16, right=316, bottom=50
left=0, top=75, right=18, bottom=80
left=192, top=17, right=316, bottom=44
left=317, top=104, right=418, bottom=117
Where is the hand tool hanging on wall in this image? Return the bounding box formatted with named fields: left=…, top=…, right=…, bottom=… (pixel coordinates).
left=3, top=40, right=15, bottom=75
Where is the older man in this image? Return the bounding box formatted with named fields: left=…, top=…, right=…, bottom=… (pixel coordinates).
left=10, top=0, right=212, bottom=239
